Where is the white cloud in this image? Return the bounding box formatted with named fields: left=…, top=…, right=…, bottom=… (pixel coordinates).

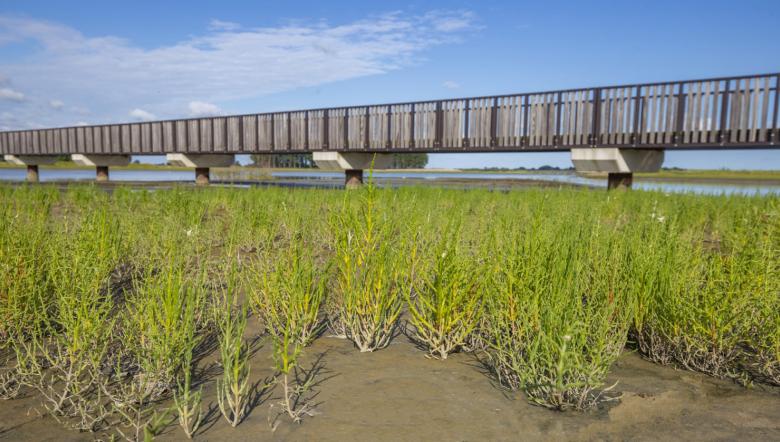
left=75, top=121, right=89, bottom=126
left=427, top=10, right=475, bottom=32
left=0, top=11, right=474, bottom=128
left=442, top=80, right=460, bottom=89
left=129, top=108, right=156, bottom=121
left=208, top=19, right=241, bottom=31
left=49, top=99, right=64, bottom=109
left=188, top=101, right=221, bottom=117
left=0, top=87, right=24, bottom=101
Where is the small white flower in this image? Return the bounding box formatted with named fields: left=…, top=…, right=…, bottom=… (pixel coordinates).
left=185, top=228, right=193, bottom=237
left=563, top=335, right=572, bottom=342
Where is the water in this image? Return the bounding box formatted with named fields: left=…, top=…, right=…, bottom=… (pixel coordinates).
left=0, top=167, right=778, bottom=196
left=0, top=168, right=194, bottom=182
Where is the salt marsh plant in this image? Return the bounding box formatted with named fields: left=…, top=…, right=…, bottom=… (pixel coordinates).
left=216, top=296, right=251, bottom=427
left=22, top=208, right=122, bottom=429
left=482, top=217, right=630, bottom=410
left=628, top=196, right=780, bottom=385
left=101, top=375, right=173, bottom=442
left=0, top=190, right=51, bottom=344
left=0, top=190, right=52, bottom=400
left=247, top=246, right=327, bottom=346
left=329, top=176, right=403, bottom=352
left=250, top=246, right=325, bottom=425
left=406, top=231, right=482, bottom=359
left=173, top=351, right=203, bottom=439
left=0, top=182, right=778, bottom=439
left=123, top=260, right=207, bottom=399
left=268, top=313, right=317, bottom=425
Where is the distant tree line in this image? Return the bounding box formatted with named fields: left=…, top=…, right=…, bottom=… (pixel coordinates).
left=250, top=154, right=315, bottom=168
left=250, top=153, right=428, bottom=169
left=392, top=153, right=428, bottom=169
left=464, top=165, right=576, bottom=172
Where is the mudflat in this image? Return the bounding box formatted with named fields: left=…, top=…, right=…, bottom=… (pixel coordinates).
left=2, top=335, right=778, bottom=441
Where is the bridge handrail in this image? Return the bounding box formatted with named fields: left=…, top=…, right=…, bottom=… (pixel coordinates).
left=1, top=72, right=778, bottom=155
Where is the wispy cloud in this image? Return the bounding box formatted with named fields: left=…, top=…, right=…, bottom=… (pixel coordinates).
left=49, top=99, right=64, bottom=109
left=188, top=101, right=221, bottom=117
left=0, top=11, right=475, bottom=129
left=0, top=87, right=24, bottom=102
left=442, top=80, right=460, bottom=89
left=129, top=108, right=156, bottom=121
left=208, top=19, right=241, bottom=32
left=427, top=10, right=475, bottom=32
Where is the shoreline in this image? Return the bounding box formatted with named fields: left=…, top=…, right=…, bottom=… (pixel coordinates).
left=1, top=162, right=779, bottom=186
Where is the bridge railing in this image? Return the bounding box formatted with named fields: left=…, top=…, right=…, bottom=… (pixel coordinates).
left=1, top=73, right=778, bottom=156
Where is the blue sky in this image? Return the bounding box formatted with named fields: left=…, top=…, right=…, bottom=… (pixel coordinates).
left=0, top=0, right=779, bottom=169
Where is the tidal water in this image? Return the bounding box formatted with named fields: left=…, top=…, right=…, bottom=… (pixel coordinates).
left=0, top=168, right=778, bottom=196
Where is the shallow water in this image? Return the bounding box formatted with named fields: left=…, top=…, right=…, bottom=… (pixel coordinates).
left=1, top=168, right=779, bottom=195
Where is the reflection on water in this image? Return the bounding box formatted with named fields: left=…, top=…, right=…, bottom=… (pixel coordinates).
left=0, top=167, right=778, bottom=196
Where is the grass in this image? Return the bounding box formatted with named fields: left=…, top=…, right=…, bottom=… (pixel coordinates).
left=636, top=169, right=780, bottom=181
left=0, top=182, right=777, bottom=437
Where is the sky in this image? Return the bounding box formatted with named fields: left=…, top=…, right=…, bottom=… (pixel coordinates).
left=0, top=0, right=779, bottom=169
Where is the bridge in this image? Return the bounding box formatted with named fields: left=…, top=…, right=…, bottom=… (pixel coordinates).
left=2, top=72, right=778, bottom=188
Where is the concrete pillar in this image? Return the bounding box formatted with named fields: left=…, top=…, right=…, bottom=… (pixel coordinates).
left=312, top=152, right=393, bottom=188
left=195, top=167, right=210, bottom=186
left=96, top=166, right=109, bottom=182
left=607, top=173, right=633, bottom=190
left=166, top=154, right=234, bottom=185
left=345, top=169, right=363, bottom=188
left=72, top=154, right=131, bottom=182
left=4, top=155, right=59, bottom=183
left=571, top=148, right=664, bottom=190
left=27, top=165, right=39, bottom=183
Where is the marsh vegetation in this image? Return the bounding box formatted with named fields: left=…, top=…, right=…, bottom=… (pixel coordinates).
left=0, top=181, right=778, bottom=439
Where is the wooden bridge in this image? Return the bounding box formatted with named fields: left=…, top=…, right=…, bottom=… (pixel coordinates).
left=1, top=72, right=779, bottom=187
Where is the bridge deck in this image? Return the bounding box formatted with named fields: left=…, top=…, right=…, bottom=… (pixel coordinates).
left=1, top=73, right=778, bottom=156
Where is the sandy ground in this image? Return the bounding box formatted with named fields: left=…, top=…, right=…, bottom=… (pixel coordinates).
left=2, top=332, right=778, bottom=442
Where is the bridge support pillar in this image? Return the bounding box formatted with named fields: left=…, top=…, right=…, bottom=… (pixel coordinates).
left=571, top=148, right=664, bottom=190
left=607, top=173, right=633, bottom=190
left=27, top=165, right=39, bottom=182
left=96, top=166, right=109, bottom=182
left=195, top=167, right=210, bottom=186
left=312, top=152, right=393, bottom=188
left=345, top=169, right=363, bottom=188
left=3, top=155, right=59, bottom=182
left=72, top=154, right=131, bottom=182
left=166, top=154, right=234, bottom=185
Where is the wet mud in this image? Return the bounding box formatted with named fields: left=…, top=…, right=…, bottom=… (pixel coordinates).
left=2, top=334, right=778, bottom=441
